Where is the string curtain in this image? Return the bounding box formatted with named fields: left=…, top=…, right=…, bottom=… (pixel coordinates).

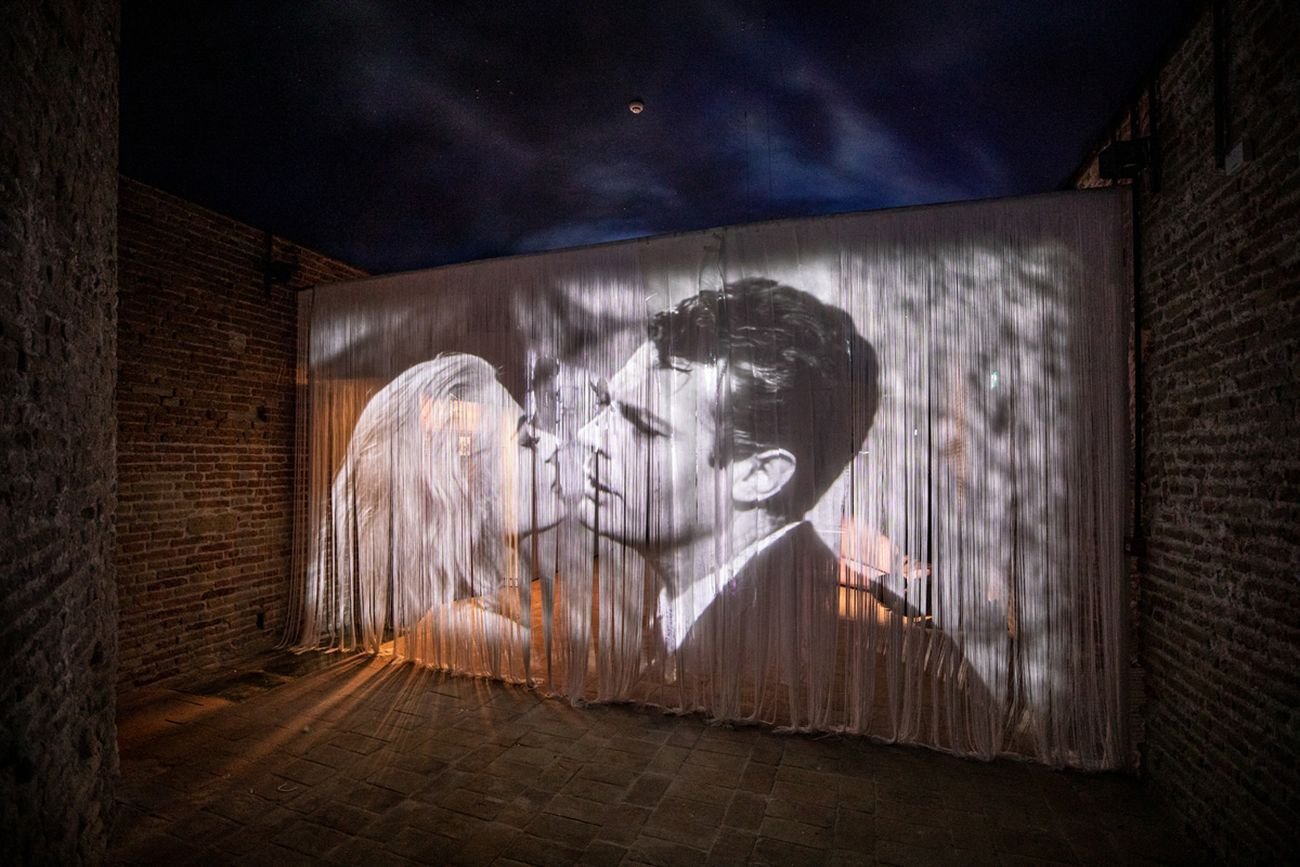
left=286, top=190, right=1130, bottom=769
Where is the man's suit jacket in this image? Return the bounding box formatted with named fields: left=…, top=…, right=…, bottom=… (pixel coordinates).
left=668, top=521, right=841, bottom=728
left=664, top=521, right=993, bottom=738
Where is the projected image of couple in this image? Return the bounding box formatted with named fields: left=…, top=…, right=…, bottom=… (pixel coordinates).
left=350, top=278, right=882, bottom=690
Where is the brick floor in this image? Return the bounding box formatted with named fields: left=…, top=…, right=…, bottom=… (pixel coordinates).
left=109, top=652, right=1202, bottom=866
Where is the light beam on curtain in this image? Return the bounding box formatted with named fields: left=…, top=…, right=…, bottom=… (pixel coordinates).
left=286, top=190, right=1130, bottom=770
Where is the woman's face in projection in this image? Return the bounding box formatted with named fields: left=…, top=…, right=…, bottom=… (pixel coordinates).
left=456, top=379, right=563, bottom=537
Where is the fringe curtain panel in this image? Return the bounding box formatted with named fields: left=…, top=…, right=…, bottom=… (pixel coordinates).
left=286, top=190, right=1131, bottom=770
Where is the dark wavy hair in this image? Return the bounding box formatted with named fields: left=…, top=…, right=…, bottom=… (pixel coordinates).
left=648, top=278, right=879, bottom=518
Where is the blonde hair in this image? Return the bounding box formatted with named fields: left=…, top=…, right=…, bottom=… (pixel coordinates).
left=332, top=354, right=515, bottom=651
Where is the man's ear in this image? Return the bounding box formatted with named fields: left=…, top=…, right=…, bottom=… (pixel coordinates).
left=731, top=449, right=797, bottom=506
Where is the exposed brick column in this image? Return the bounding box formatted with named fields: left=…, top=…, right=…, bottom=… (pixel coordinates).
left=1075, top=1, right=1300, bottom=860
left=0, top=1, right=120, bottom=861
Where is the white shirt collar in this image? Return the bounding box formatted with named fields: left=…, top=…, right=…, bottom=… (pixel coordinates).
left=657, top=521, right=802, bottom=654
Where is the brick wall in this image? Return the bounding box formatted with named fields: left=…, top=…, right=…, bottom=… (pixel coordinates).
left=1075, top=1, right=1300, bottom=861
left=116, top=178, right=365, bottom=691
left=0, top=1, right=119, bottom=862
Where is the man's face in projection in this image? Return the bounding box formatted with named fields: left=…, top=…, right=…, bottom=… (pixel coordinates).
left=578, top=342, right=726, bottom=550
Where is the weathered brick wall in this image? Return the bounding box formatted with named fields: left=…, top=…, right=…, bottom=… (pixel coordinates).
left=1075, top=1, right=1300, bottom=861
left=0, top=1, right=120, bottom=863
left=116, top=178, right=365, bottom=691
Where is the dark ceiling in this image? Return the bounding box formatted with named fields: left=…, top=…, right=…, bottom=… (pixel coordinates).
left=121, top=0, right=1195, bottom=273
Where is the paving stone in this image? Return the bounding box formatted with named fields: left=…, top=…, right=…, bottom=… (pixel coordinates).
left=322, top=834, right=411, bottom=866
left=109, top=805, right=172, bottom=852
left=724, top=790, right=768, bottom=831
left=598, top=748, right=653, bottom=773
left=624, top=834, right=710, bottom=867
left=456, top=743, right=510, bottom=772
left=307, top=800, right=374, bottom=835
left=400, top=753, right=450, bottom=777
left=711, top=827, right=758, bottom=864
left=329, top=732, right=387, bottom=756
left=578, top=839, right=628, bottom=866
left=522, top=706, right=593, bottom=739
left=344, top=782, right=407, bottom=813
left=643, top=796, right=724, bottom=849
left=545, top=793, right=612, bottom=826
left=455, top=824, right=517, bottom=865
left=536, top=757, right=583, bottom=791
left=836, top=779, right=876, bottom=813
left=460, top=770, right=527, bottom=801
left=483, top=756, right=544, bottom=785
left=766, top=793, right=837, bottom=828
left=666, top=777, right=734, bottom=806
left=834, top=807, right=876, bottom=851
left=277, top=758, right=336, bottom=787
left=758, top=815, right=834, bottom=849
left=494, top=803, right=538, bottom=830
left=666, top=727, right=702, bottom=749
left=624, top=772, right=674, bottom=807
left=476, top=721, right=533, bottom=745
left=410, top=768, right=473, bottom=803
left=990, top=826, right=1076, bottom=861
left=608, top=735, right=665, bottom=758
left=403, top=737, right=473, bottom=764
left=749, top=739, right=784, bottom=765
left=776, top=764, right=841, bottom=787
left=594, top=802, right=651, bottom=845
left=519, top=729, right=578, bottom=751
left=502, top=832, right=584, bottom=867
left=272, top=816, right=353, bottom=857
left=875, top=839, right=970, bottom=866
left=1057, top=820, right=1121, bottom=863
left=384, top=824, right=459, bottom=864
left=876, top=817, right=957, bottom=850
left=695, top=732, right=754, bottom=757
left=220, top=840, right=323, bottom=867
left=779, top=741, right=836, bottom=772
left=304, top=742, right=364, bottom=770
left=824, top=848, right=876, bottom=866
left=739, top=762, right=777, bottom=794
left=562, top=773, right=627, bottom=802
left=368, top=765, right=441, bottom=797
left=771, top=779, right=840, bottom=807
left=283, top=783, right=340, bottom=817
left=577, top=762, right=640, bottom=788
left=676, top=756, right=742, bottom=787
left=562, top=732, right=610, bottom=758
left=683, top=748, right=739, bottom=770
left=436, top=786, right=507, bottom=820
left=526, top=812, right=601, bottom=848
left=646, top=744, right=690, bottom=773
left=514, top=785, right=556, bottom=813
left=946, top=847, right=1002, bottom=867
left=751, top=835, right=827, bottom=866
left=501, top=743, right=562, bottom=767
left=248, top=773, right=310, bottom=805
